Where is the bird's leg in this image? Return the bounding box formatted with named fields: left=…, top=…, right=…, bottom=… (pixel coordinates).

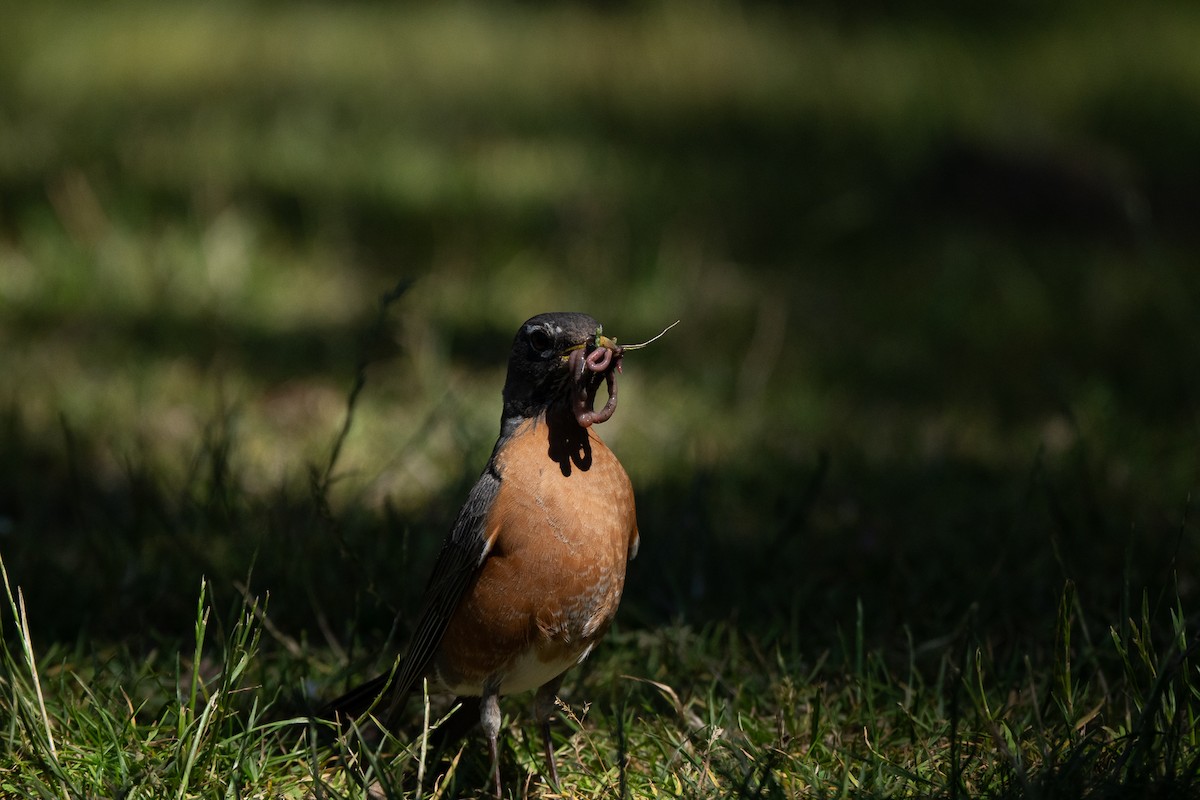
left=480, top=683, right=503, bottom=800
left=534, top=675, right=566, bottom=792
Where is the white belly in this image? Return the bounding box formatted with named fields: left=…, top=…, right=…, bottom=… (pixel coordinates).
left=438, top=641, right=595, bottom=696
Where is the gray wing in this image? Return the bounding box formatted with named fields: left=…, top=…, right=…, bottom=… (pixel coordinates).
left=323, top=464, right=500, bottom=726
left=380, top=464, right=501, bottom=721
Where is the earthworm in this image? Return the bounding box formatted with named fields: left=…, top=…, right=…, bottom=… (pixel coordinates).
left=586, top=345, right=612, bottom=373
left=569, top=345, right=621, bottom=428
left=568, top=319, right=678, bottom=428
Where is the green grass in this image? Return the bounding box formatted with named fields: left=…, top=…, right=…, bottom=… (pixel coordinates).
left=4, top=554, right=1198, bottom=797
left=3, top=0, right=1200, bottom=796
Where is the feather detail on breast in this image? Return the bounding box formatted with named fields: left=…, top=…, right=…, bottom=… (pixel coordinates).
left=432, top=414, right=637, bottom=695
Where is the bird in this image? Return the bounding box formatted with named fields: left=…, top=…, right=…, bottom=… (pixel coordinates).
left=324, top=311, right=640, bottom=797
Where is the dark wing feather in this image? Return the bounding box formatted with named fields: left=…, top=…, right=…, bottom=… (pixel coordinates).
left=323, top=462, right=501, bottom=727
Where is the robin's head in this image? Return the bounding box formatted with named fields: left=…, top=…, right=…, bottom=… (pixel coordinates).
left=501, top=312, right=621, bottom=432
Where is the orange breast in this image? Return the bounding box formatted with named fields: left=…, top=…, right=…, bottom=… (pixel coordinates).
left=433, top=415, right=638, bottom=696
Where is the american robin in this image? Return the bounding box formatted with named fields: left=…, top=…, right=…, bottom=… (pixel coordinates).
left=325, top=311, right=640, bottom=796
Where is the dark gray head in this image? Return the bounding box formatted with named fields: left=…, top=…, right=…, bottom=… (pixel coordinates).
left=500, top=312, right=612, bottom=428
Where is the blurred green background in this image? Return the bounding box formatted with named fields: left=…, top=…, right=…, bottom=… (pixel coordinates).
left=1, top=0, right=1197, bottom=659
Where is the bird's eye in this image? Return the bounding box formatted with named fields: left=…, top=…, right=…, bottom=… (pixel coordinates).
left=527, top=327, right=553, bottom=353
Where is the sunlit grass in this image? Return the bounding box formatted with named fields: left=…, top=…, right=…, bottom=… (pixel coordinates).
left=5, top=1, right=1200, bottom=207
left=4, top=558, right=1197, bottom=797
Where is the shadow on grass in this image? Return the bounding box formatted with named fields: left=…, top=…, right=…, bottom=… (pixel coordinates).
left=1, top=396, right=1191, bottom=658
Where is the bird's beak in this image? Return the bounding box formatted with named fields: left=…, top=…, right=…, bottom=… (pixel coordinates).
left=560, top=332, right=620, bottom=361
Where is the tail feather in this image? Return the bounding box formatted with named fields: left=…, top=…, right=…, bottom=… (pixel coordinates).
left=320, top=670, right=399, bottom=725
